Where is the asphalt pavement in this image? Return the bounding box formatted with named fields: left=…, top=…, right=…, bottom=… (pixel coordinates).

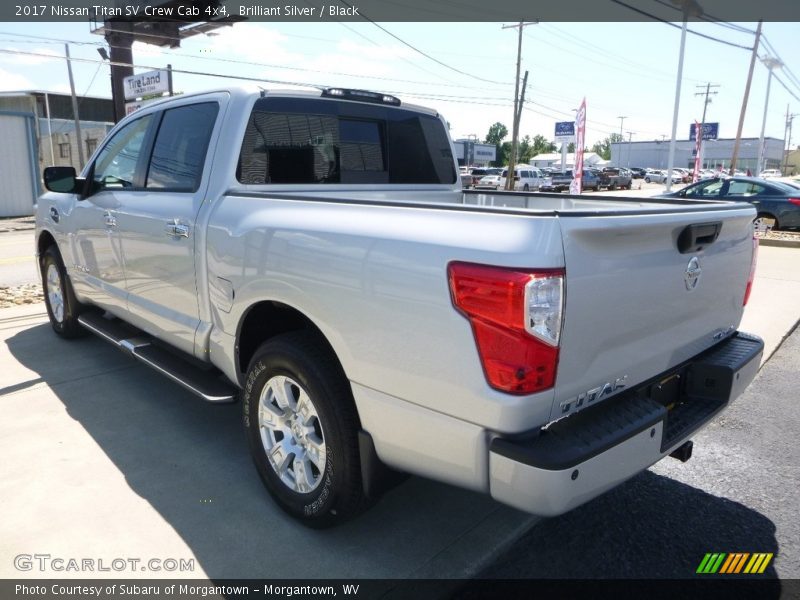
left=0, top=230, right=37, bottom=287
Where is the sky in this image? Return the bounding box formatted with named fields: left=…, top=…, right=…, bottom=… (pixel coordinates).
left=0, top=20, right=798, bottom=151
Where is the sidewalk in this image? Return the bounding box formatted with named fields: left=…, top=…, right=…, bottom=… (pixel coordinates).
left=0, top=216, right=35, bottom=233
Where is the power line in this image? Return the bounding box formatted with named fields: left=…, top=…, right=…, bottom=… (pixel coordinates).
left=611, top=0, right=754, bottom=51
left=335, top=0, right=508, bottom=85
left=0, top=28, right=508, bottom=93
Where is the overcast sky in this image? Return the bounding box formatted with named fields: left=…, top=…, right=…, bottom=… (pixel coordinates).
left=1, top=20, right=798, bottom=149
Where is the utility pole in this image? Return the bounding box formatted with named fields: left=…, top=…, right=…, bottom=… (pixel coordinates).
left=730, top=20, right=762, bottom=175
left=64, top=44, right=85, bottom=169
left=502, top=20, right=537, bottom=190
left=626, top=131, right=634, bottom=168
left=757, top=56, right=783, bottom=174
left=784, top=107, right=797, bottom=174
left=694, top=82, right=719, bottom=169
left=616, top=116, right=626, bottom=165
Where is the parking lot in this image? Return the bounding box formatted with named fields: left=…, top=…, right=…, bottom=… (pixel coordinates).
left=1, top=218, right=799, bottom=582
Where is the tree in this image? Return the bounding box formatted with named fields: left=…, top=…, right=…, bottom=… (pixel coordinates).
left=591, top=133, right=623, bottom=161
left=485, top=122, right=508, bottom=167
left=530, top=134, right=556, bottom=156
left=484, top=122, right=508, bottom=145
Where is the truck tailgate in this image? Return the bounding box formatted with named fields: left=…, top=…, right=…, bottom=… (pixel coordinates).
left=552, top=207, right=756, bottom=422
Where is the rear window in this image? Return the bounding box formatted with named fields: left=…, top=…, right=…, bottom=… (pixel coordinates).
left=237, top=97, right=456, bottom=185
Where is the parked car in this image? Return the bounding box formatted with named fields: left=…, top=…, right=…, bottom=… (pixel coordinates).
left=599, top=167, right=633, bottom=190
left=499, top=164, right=544, bottom=191
left=467, top=167, right=501, bottom=188
left=474, top=174, right=502, bottom=190
left=759, top=169, right=782, bottom=179
left=541, top=169, right=601, bottom=192
left=630, top=167, right=646, bottom=179
left=644, top=169, right=666, bottom=184
left=659, top=176, right=800, bottom=230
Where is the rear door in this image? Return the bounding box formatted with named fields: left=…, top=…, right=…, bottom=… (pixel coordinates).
left=114, top=97, right=223, bottom=356
left=551, top=206, right=755, bottom=421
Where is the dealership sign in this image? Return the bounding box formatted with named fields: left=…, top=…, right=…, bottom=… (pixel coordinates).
left=689, top=122, right=719, bottom=141
left=554, top=121, right=575, bottom=143
left=124, top=69, right=169, bottom=100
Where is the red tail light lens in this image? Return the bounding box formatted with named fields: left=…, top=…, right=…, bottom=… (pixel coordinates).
left=788, top=198, right=800, bottom=206
left=448, top=262, right=565, bottom=395
left=743, top=235, right=758, bottom=306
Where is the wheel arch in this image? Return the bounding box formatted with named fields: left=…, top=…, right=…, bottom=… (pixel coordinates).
left=36, top=228, right=57, bottom=259
left=235, top=300, right=348, bottom=386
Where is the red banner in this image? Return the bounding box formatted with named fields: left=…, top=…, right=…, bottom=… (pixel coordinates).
left=570, top=98, right=586, bottom=195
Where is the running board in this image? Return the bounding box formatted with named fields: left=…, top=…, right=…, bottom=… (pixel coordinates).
left=78, top=312, right=238, bottom=403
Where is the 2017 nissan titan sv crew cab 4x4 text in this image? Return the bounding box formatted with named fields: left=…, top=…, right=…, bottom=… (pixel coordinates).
left=36, top=86, right=763, bottom=527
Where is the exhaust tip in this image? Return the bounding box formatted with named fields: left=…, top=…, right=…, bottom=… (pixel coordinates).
left=669, top=440, right=694, bottom=463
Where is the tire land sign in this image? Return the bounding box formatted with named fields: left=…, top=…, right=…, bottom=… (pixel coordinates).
left=124, top=69, right=169, bottom=101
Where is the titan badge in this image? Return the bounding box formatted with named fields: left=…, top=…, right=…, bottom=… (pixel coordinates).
left=559, top=376, right=628, bottom=415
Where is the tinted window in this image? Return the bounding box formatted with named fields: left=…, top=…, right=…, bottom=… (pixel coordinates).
left=146, top=102, right=219, bottom=191
left=687, top=179, right=724, bottom=198
left=92, top=115, right=152, bottom=190
left=726, top=181, right=766, bottom=197
left=237, top=98, right=455, bottom=185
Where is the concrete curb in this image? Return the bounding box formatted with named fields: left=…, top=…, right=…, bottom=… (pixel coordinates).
left=758, top=238, right=800, bottom=249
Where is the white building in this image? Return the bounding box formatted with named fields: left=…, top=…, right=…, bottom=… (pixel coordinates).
left=529, top=152, right=607, bottom=170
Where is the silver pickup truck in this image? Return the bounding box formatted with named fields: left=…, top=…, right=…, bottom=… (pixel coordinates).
left=35, top=86, right=763, bottom=528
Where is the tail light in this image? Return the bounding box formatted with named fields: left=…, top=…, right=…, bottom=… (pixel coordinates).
left=448, top=262, right=565, bottom=395
left=743, top=235, right=758, bottom=306
left=788, top=198, right=800, bottom=206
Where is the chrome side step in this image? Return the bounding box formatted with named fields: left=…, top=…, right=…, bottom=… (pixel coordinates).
left=78, top=312, right=238, bottom=403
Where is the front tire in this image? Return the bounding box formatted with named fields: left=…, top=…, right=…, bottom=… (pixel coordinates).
left=41, top=245, right=85, bottom=338
left=243, top=331, right=367, bottom=528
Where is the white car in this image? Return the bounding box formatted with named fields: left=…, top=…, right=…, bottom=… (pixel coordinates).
left=759, top=169, right=782, bottom=179
left=475, top=174, right=502, bottom=190
left=499, top=164, right=544, bottom=191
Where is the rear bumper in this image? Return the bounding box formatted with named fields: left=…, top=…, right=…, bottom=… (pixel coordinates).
left=488, top=331, right=763, bottom=516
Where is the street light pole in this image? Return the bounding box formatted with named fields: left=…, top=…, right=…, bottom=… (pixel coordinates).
left=757, top=56, right=783, bottom=175
left=665, top=3, right=697, bottom=192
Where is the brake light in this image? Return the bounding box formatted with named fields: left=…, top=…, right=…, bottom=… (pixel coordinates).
left=743, top=235, right=758, bottom=306
left=448, top=262, right=564, bottom=394
left=788, top=198, right=800, bottom=206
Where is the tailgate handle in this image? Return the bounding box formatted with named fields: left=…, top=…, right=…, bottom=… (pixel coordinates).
left=678, top=222, right=721, bottom=254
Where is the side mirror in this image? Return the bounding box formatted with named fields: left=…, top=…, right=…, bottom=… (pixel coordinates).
left=43, top=166, right=82, bottom=193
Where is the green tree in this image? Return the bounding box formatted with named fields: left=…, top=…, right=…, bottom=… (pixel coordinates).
left=531, top=134, right=556, bottom=156
left=484, top=122, right=508, bottom=145
left=591, top=133, right=623, bottom=161
left=485, top=122, right=508, bottom=167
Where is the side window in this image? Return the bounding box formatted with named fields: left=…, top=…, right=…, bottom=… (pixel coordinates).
left=727, top=181, right=764, bottom=197
left=146, top=102, right=219, bottom=191
left=92, top=115, right=153, bottom=190
left=689, top=180, right=724, bottom=198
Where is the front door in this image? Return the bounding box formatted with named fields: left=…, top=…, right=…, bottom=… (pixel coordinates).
left=68, top=114, right=154, bottom=313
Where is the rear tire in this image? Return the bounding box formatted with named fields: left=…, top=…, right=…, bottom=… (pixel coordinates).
left=754, top=213, right=779, bottom=231
left=41, top=245, right=86, bottom=338
left=243, top=331, right=368, bottom=528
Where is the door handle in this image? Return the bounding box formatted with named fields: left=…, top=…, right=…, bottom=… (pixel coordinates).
left=103, top=212, right=117, bottom=228
left=165, top=221, right=189, bottom=238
